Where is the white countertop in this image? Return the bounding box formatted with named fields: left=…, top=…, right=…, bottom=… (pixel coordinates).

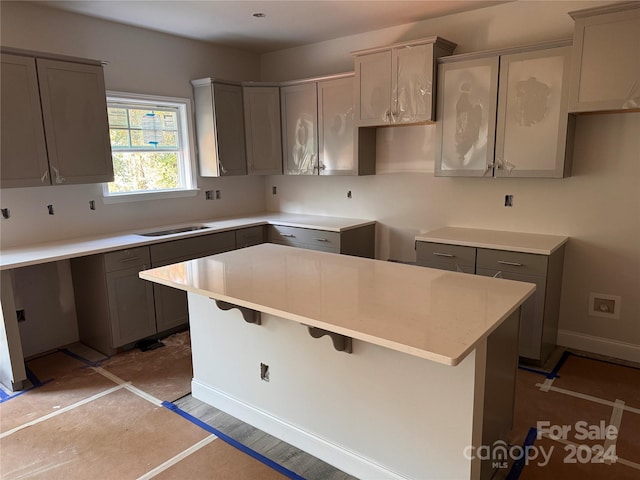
left=415, top=226, right=568, bottom=255
left=140, top=243, right=535, bottom=366
left=0, top=212, right=375, bottom=270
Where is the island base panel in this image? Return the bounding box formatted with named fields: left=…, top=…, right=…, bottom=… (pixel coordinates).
left=186, top=292, right=517, bottom=479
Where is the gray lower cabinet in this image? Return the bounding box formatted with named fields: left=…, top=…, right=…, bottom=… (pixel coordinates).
left=150, top=231, right=236, bottom=332
left=235, top=226, right=265, bottom=249
left=71, top=231, right=237, bottom=355
left=416, top=242, right=565, bottom=364
left=71, top=247, right=156, bottom=355
left=268, top=224, right=375, bottom=258
left=415, top=241, right=476, bottom=273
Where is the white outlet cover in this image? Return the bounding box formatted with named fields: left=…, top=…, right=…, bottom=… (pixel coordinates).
left=588, top=292, right=621, bottom=320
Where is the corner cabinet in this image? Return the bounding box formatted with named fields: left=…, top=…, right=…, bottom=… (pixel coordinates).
left=1, top=50, right=113, bottom=188
left=191, top=78, right=247, bottom=176
left=352, top=36, right=457, bottom=126
left=435, top=42, right=574, bottom=178
left=243, top=85, right=283, bottom=175
left=568, top=2, right=640, bottom=113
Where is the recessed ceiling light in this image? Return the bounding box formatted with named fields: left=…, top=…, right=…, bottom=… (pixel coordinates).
left=252, top=12, right=266, bottom=18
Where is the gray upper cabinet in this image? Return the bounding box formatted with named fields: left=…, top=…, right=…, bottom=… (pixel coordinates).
left=317, top=75, right=361, bottom=175
left=1, top=51, right=113, bottom=188
left=192, top=79, right=247, bottom=176
left=435, top=56, right=499, bottom=177
left=0, top=53, right=49, bottom=188
left=280, top=81, right=318, bottom=175
left=243, top=85, right=283, bottom=175
left=352, top=37, right=457, bottom=127
left=568, top=2, right=640, bottom=113
left=436, top=42, right=574, bottom=178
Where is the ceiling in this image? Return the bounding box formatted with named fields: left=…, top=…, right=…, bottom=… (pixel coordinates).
left=39, top=1, right=505, bottom=54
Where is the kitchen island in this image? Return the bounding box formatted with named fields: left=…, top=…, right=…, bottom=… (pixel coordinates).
left=140, top=243, right=535, bottom=480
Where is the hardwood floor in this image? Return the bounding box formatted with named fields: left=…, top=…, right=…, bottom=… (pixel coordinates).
left=174, top=394, right=357, bottom=480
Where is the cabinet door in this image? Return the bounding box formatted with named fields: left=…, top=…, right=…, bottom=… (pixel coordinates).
left=0, top=54, right=50, bottom=188
left=281, top=83, right=318, bottom=175
left=569, top=5, right=640, bottom=113
left=435, top=56, right=499, bottom=177
left=394, top=43, right=436, bottom=123
left=354, top=50, right=392, bottom=126
left=476, top=268, right=546, bottom=361
left=36, top=59, right=113, bottom=185
left=318, top=76, right=355, bottom=175
left=243, top=86, right=282, bottom=175
left=495, top=47, right=572, bottom=178
left=106, top=265, right=157, bottom=348
left=212, top=83, right=247, bottom=176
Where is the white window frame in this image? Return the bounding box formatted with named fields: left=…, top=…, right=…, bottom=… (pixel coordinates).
left=102, top=91, right=199, bottom=203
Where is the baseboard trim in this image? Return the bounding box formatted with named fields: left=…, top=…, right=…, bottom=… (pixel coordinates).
left=557, top=330, right=640, bottom=363
left=191, top=380, right=410, bottom=480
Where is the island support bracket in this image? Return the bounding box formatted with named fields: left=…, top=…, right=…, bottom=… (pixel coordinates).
left=214, top=299, right=261, bottom=325
left=307, top=326, right=352, bottom=353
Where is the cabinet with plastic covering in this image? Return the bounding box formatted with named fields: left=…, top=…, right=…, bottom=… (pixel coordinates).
left=435, top=41, right=574, bottom=178
left=352, top=36, right=456, bottom=127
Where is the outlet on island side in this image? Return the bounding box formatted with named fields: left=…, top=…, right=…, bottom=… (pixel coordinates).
left=260, top=362, right=270, bottom=382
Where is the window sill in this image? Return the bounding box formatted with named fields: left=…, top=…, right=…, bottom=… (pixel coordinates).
left=102, top=188, right=200, bottom=204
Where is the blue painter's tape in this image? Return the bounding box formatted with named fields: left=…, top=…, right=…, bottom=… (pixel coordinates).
left=0, top=388, right=9, bottom=401
left=549, top=350, right=571, bottom=377
left=506, top=427, right=537, bottom=480
left=517, top=365, right=560, bottom=379
left=162, top=401, right=307, bottom=480
left=25, top=366, right=43, bottom=387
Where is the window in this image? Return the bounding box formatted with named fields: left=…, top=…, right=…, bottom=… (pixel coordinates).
left=103, top=92, right=197, bottom=202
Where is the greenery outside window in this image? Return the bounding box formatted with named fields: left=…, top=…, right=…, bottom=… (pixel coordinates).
left=103, top=92, right=197, bottom=202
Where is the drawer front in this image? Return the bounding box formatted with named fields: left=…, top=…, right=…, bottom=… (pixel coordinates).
left=268, top=225, right=341, bottom=250
left=476, top=248, right=547, bottom=276
left=104, top=246, right=151, bottom=272
left=150, top=231, right=236, bottom=264
left=415, top=242, right=476, bottom=270
left=235, top=226, right=265, bottom=248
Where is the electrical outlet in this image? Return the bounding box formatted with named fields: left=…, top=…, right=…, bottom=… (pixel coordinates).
left=272, top=186, right=277, bottom=195
left=205, top=190, right=214, bottom=200
left=504, top=195, right=514, bottom=207
left=215, top=190, right=221, bottom=200
left=260, top=362, right=270, bottom=382
left=588, top=293, right=621, bottom=319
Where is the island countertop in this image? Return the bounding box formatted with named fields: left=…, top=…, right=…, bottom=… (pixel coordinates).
left=140, top=243, right=535, bottom=366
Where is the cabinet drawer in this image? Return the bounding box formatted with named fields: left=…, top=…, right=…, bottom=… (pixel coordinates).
left=235, top=226, right=265, bottom=248
left=104, top=247, right=151, bottom=272
left=415, top=242, right=476, bottom=270
left=476, top=248, right=547, bottom=276
left=150, top=231, right=236, bottom=264
left=268, top=225, right=340, bottom=251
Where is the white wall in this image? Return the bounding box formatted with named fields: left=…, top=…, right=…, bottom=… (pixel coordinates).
left=260, top=1, right=640, bottom=358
